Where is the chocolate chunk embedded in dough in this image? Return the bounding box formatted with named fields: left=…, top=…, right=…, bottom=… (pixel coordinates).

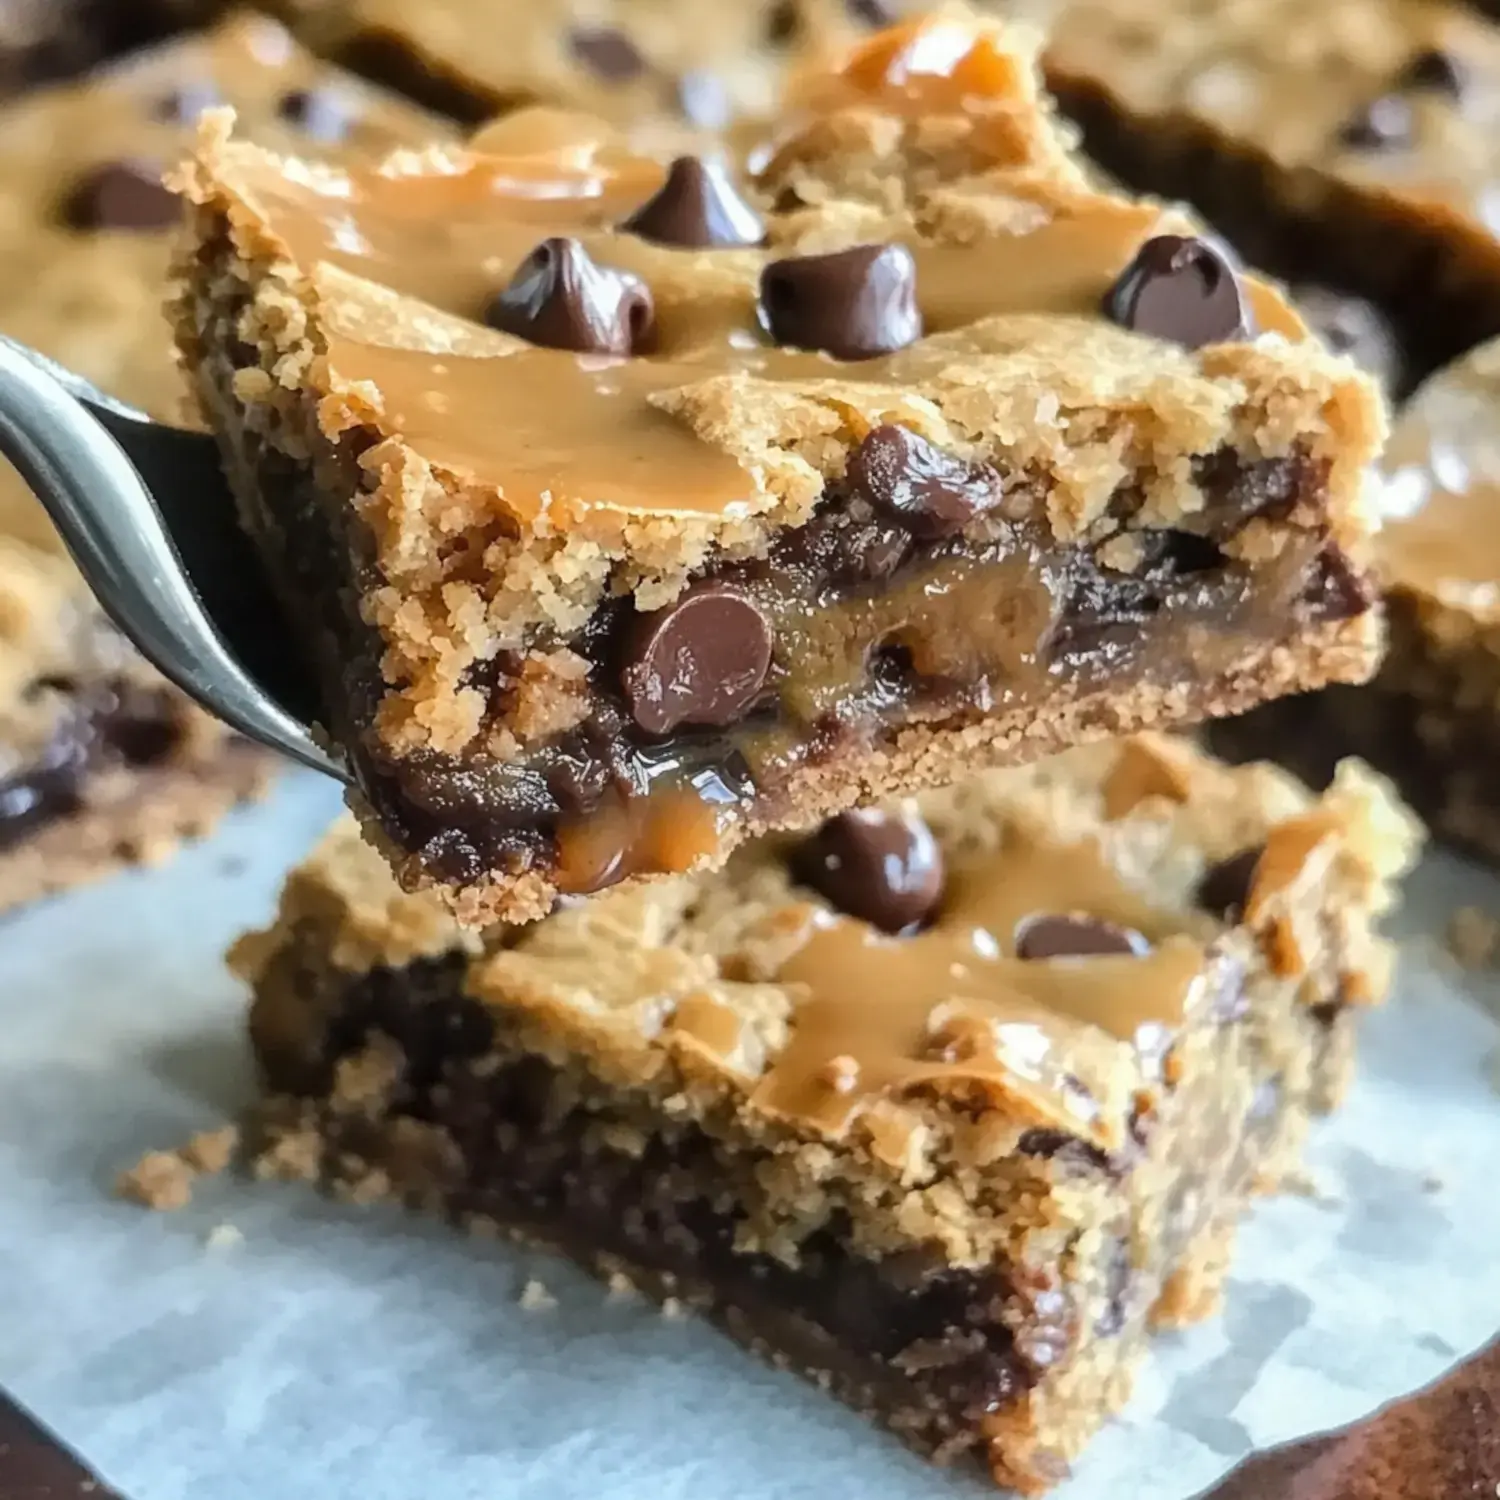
left=792, top=808, right=944, bottom=934
left=759, top=244, right=922, bottom=360
left=1015, top=913, right=1151, bottom=960
left=60, top=160, right=178, bottom=231
left=485, top=237, right=654, bottom=354
left=621, top=582, right=773, bottom=734
left=847, top=425, right=1000, bottom=541
left=623, top=157, right=764, bottom=248
left=1103, top=234, right=1254, bottom=348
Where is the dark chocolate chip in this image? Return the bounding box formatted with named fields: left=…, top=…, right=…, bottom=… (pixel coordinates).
left=1014, top=913, right=1151, bottom=960
left=765, top=0, right=803, bottom=44
left=1195, top=846, right=1262, bottom=921
left=622, top=157, right=764, bottom=248
left=278, top=87, right=351, bottom=141
left=1398, top=46, right=1467, bottom=98
left=1338, top=92, right=1412, bottom=148
left=759, top=243, right=922, bottom=360
left=792, top=807, right=944, bottom=934
left=570, top=27, right=646, bottom=80
left=152, top=80, right=221, bottom=123
left=59, top=159, right=177, bottom=231
left=671, top=71, right=732, bottom=128
left=485, top=237, right=654, bottom=355
left=1301, top=545, right=1377, bottom=622
left=1103, top=234, right=1254, bottom=348
left=620, top=581, right=773, bottom=734
left=1289, top=285, right=1401, bottom=387
left=847, top=424, right=999, bottom=540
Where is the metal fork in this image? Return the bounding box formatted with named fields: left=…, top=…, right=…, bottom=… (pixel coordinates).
left=0, top=334, right=348, bottom=782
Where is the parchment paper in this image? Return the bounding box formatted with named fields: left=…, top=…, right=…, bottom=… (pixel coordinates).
left=0, top=771, right=1497, bottom=1500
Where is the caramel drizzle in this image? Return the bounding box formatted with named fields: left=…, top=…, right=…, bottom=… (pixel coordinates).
left=746, top=833, right=1208, bottom=1149
left=209, top=16, right=1308, bottom=531
left=1377, top=352, right=1500, bottom=605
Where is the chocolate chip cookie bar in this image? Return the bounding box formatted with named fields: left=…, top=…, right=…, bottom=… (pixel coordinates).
left=265, top=0, right=880, bottom=128
left=172, top=13, right=1388, bottom=927
left=1043, top=0, right=1500, bottom=393
left=1214, top=333, right=1500, bottom=863
left=0, top=12, right=448, bottom=909
left=236, top=734, right=1418, bottom=1493
left=0, top=0, right=215, bottom=96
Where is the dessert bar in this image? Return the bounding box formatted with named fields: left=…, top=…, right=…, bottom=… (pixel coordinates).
left=236, top=733, right=1418, bottom=1492
left=1042, top=0, right=1500, bottom=393
left=0, top=0, right=217, bottom=96
left=0, top=12, right=447, bottom=909
left=266, top=0, right=877, bottom=127
left=172, top=12, right=1388, bottom=926
left=1213, top=333, right=1500, bottom=864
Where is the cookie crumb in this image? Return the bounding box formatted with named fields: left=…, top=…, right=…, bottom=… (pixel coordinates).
left=183, top=1125, right=239, bottom=1174
left=606, top=1271, right=637, bottom=1299
left=116, top=1150, right=196, bottom=1210
left=519, top=1278, right=557, bottom=1311
left=206, top=1223, right=243, bottom=1250
left=1447, top=906, right=1500, bottom=968
left=661, top=1296, right=686, bottom=1320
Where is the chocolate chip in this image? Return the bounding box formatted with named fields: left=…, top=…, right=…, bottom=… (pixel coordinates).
left=485, top=238, right=654, bottom=355
left=570, top=27, right=646, bottom=81
left=1301, top=545, right=1377, bottom=622
left=1103, top=234, right=1254, bottom=348
left=847, top=424, right=999, bottom=541
left=760, top=244, right=922, bottom=360
left=1398, top=47, right=1467, bottom=98
left=59, top=159, right=177, bottom=231
left=622, top=157, right=764, bottom=248
left=277, top=87, right=351, bottom=141
left=1014, top=913, right=1151, bottom=960
left=1195, top=846, right=1262, bottom=921
left=620, top=582, right=773, bottom=734
left=846, top=0, right=895, bottom=21
left=792, top=808, right=944, bottom=934
left=765, top=0, right=802, bottom=45
left=1338, top=93, right=1412, bottom=148
left=671, top=71, right=731, bottom=128
left=1291, top=285, right=1401, bottom=387
left=152, top=80, right=220, bottom=123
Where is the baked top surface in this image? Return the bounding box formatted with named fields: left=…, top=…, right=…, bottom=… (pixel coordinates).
left=240, top=734, right=1420, bottom=1165
left=179, top=11, right=1380, bottom=567
left=1046, top=0, right=1500, bottom=227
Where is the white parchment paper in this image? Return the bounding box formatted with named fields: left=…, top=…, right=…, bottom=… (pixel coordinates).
left=0, top=771, right=1498, bottom=1500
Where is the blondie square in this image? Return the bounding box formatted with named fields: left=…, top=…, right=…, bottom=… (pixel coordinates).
left=236, top=734, right=1418, bottom=1492
left=1042, top=0, right=1500, bottom=391
left=1216, top=333, right=1500, bottom=863
left=0, top=12, right=448, bottom=908
left=172, top=12, right=1388, bottom=926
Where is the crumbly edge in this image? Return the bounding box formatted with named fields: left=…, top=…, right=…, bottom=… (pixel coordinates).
left=0, top=737, right=272, bottom=913
left=168, top=104, right=1385, bottom=734
left=381, top=613, right=1383, bottom=927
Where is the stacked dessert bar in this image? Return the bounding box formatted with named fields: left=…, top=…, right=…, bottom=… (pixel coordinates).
left=154, top=6, right=1425, bottom=1488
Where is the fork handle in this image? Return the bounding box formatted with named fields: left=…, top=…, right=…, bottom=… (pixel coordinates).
left=0, top=334, right=349, bottom=783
